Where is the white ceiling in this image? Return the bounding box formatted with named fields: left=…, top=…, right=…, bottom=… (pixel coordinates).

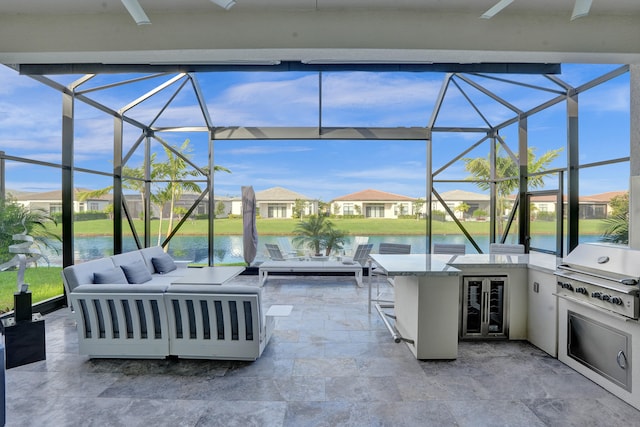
left=1, top=1, right=640, bottom=67
left=2, top=1, right=640, bottom=15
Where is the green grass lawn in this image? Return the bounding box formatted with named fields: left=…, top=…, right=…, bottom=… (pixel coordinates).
left=20, top=217, right=608, bottom=314
left=0, top=267, right=63, bottom=313
left=52, top=217, right=609, bottom=237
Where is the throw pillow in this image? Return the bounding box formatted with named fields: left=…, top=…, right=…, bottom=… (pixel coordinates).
left=93, top=267, right=128, bottom=284
left=152, top=254, right=177, bottom=274
left=120, top=260, right=153, bottom=284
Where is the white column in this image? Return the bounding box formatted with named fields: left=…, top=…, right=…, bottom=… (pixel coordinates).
left=630, top=65, right=640, bottom=249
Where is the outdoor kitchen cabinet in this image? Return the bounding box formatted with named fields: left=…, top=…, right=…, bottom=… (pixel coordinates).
left=527, top=267, right=558, bottom=357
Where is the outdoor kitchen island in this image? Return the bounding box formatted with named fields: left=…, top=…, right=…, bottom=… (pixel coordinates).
left=370, top=253, right=530, bottom=360
left=369, top=254, right=461, bottom=360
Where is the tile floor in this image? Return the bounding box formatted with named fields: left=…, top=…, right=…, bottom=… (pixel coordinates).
left=4, top=275, right=640, bottom=426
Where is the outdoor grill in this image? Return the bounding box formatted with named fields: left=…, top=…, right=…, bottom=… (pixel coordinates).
left=555, top=243, right=640, bottom=319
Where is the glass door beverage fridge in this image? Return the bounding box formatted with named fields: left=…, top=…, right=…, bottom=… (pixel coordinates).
left=461, top=276, right=508, bottom=339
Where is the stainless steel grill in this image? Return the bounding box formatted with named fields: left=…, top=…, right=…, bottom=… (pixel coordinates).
left=555, top=243, right=640, bottom=319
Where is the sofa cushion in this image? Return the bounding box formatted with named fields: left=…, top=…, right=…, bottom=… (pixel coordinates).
left=93, top=267, right=128, bottom=284
left=120, top=260, right=153, bottom=284
left=152, top=253, right=177, bottom=274
left=62, top=257, right=117, bottom=293
left=111, top=250, right=151, bottom=273
left=139, top=246, right=167, bottom=273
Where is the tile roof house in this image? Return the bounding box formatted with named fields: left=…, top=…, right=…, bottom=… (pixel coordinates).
left=509, top=191, right=627, bottom=220
left=230, top=187, right=317, bottom=219
left=11, top=188, right=111, bottom=214
left=435, top=190, right=491, bottom=221
left=331, top=189, right=415, bottom=218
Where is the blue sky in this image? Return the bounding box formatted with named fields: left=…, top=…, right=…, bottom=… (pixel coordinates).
left=0, top=63, right=630, bottom=202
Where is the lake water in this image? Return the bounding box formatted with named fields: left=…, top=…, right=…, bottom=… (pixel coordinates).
left=41, top=234, right=603, bottom=266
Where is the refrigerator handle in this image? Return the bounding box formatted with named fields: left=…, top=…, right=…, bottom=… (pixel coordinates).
left=482, top=290, right=488, bottom=324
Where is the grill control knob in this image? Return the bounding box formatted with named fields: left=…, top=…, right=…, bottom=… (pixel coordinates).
left=561, top=282, right=574, bottom=291
left=610, top=296, right=624, bottom=305
left=575, top=287, right=588, bottom=295
left=592, top=291, right=603, bottom=299
left=601, top=294, right=611, bottom=302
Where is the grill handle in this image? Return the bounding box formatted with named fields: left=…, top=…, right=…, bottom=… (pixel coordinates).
left=557, top=264, right=638, bottom=286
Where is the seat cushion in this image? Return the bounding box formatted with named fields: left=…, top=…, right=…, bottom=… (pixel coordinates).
left=93, top=267, right=128, bottom=284
left=152, top=253, right=177, bottom=274
left=120, top=259, right=153, bottom=284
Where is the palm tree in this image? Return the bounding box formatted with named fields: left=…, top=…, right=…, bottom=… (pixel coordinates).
left=292, top=214, right=332, bottom=256
left=155, top=139, right=231, bottom=250
left=78, top=157, right=159, bottom=220
left=455, top=202, right=470, bottom=220
left=323, top=227, right=347, bottom=256
left=600, top=213, right=629, bottom=244
left=152, top=185, right=173, bottom=246
left=600, top=193, right=629, bottom=244
left=0, top=198, right=60, bottom=264
left=464, top=145, right=562, bottom=234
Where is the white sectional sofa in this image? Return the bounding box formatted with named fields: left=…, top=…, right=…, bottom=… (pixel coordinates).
left=62, top=246, right=281, bottom=361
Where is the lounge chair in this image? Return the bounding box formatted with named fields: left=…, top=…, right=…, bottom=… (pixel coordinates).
left=265, top=243, right=290, bottom=261
left=277, top=237, right=298, bottom=257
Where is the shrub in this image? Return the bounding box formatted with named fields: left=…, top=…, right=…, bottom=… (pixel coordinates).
left=431, top=210, right=446, bottom=222
left=535, top=211, right=556, bottom=222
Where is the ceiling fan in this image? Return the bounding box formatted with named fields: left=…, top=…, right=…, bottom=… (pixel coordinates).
left=120, top=0, right=236, bottom=26
left=481, top=0, right=593, bottom=21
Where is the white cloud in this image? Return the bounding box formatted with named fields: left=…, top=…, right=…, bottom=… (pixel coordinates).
left=5, top=180, right=61, bottom=192
left=322, top=72, right=441, bottom=108
left=0, top=66, right=41, bottom=95
left=580, top=83, right=629, bottom=113
left=335, top=164, right=425, bottom=181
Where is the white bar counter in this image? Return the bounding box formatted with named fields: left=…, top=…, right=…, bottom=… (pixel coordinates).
left=370, top=254, right=461, bottom=360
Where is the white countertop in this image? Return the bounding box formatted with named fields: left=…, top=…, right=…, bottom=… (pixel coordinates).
left=370, top=254, right=460, bottom=276
left=370, top=252, right=561, bottom=276
left=442, top=254, right=529, bottom=268
left=527, top=252, right=561, bottom=272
